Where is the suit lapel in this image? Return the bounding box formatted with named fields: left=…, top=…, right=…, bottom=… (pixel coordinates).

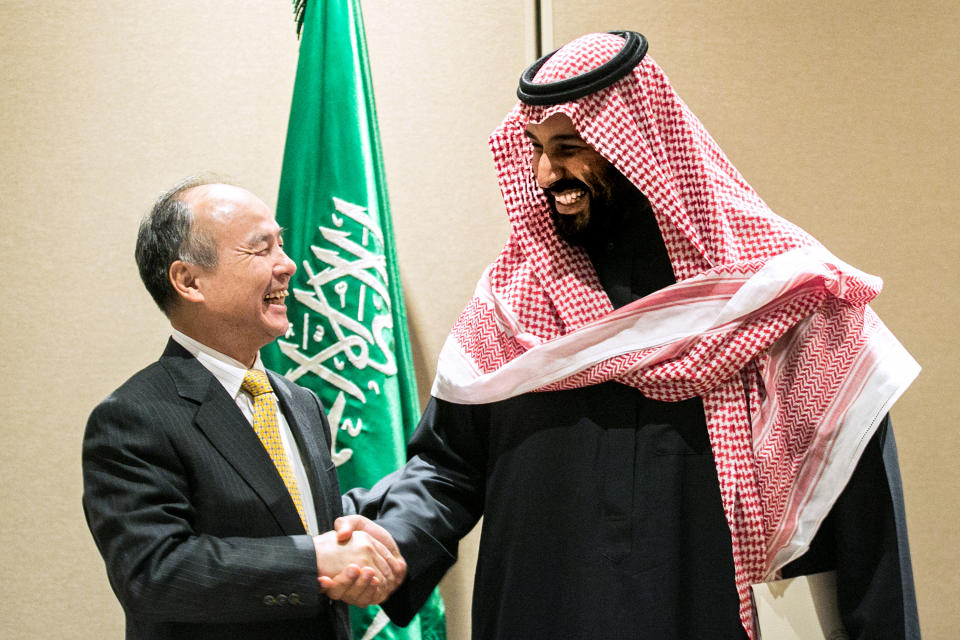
left=270, top=372, right=340, bottom=532
left=159, top=339, right=306, bottom=534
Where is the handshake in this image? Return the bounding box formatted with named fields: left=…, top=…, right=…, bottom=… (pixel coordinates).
left=313, top=515, right=407, bottom=607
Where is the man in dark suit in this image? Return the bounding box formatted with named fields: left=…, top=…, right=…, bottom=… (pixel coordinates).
left=82, top=177, right=405, bottom=639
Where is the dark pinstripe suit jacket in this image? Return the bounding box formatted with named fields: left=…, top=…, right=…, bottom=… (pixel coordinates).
left=82, top=339, right=351, bottom=639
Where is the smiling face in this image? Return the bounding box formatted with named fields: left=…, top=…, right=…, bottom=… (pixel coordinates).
left=174, top=184, right=296, bottom=366
left=524, top=113, right=641, bottom=245
left=524, top=113, right=616, bottom=237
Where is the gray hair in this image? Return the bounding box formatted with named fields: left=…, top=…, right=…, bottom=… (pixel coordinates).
left=135, top=174, right=222, bottom=314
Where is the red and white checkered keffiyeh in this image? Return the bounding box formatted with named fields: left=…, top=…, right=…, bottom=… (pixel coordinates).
left=431, top=33, right=919, bottom=637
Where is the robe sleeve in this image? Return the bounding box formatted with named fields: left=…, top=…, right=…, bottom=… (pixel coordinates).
left=343, top=396, right=488, bottom=626
left=781, top=415, right=920, bottom=639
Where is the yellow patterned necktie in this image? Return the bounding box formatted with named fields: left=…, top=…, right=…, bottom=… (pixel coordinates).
left=241, top=370, right=308, bottom=532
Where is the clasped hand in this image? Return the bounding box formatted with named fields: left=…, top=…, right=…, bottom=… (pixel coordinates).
left=313, top=515, right=406, bottom=606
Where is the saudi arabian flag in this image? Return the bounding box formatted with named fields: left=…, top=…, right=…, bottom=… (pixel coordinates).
left=263, top=1, right=446, bottom=638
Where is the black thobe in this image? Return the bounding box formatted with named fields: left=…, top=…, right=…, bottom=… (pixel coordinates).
left=358, top=204, right=919, bottom=639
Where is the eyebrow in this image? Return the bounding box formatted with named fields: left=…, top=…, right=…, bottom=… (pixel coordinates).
left=554, top=135, right=588, bottom=144
left=246, top=225, right=285, bottom=246
left=524, top=131, right=587, bottom=145
left=246, top=232, right=275, bottom=247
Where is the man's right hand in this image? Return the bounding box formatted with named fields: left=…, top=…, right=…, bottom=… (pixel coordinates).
left=313, top=521, right=406, bottom=606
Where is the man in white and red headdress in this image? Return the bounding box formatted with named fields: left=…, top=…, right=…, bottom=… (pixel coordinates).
left=342, top=31, right=920, bottom=639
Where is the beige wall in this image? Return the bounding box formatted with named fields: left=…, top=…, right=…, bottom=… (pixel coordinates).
left=1, top=1, right=956, bottom=638
left=0, top=2, right=300, bottom=637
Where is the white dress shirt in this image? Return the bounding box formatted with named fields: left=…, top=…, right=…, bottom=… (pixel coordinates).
left=171, top=329, right=320, bottom=535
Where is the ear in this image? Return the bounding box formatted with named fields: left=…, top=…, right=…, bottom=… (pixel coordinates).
left=169, top=260, right=205, bottom=304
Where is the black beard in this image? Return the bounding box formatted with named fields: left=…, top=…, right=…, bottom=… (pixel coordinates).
left=548, top=164, right=646, bottom=247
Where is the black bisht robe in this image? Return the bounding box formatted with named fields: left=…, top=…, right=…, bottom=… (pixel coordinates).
left=353, top=205, right=919, bottom=639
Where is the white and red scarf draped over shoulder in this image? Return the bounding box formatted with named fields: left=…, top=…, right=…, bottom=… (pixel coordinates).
left=431, top=32, right=919, bottom=637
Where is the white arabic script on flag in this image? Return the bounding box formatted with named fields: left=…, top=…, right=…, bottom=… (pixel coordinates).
left=279, top=197, right=398, bottom=465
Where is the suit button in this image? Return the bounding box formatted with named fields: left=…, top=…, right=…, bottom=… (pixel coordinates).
left=276, top=594, right=288, bottom=606
left=263, top=595, right=276, bottom=606
left=289, top=593, right=302, bottom=606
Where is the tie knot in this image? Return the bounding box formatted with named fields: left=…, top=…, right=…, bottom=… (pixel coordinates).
left=242, top=369, right=273, bottom=397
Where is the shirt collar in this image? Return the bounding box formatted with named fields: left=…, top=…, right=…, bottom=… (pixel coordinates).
left=170, top=328, right=266, bottom=399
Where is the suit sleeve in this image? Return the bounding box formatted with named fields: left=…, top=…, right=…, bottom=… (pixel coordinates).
left=82, top=393, right=321, bottom=624
left=343, top=396, right=488, bottom=626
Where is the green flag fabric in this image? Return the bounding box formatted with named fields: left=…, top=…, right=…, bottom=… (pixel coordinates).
left=263, top=1, right=445, bottom=638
